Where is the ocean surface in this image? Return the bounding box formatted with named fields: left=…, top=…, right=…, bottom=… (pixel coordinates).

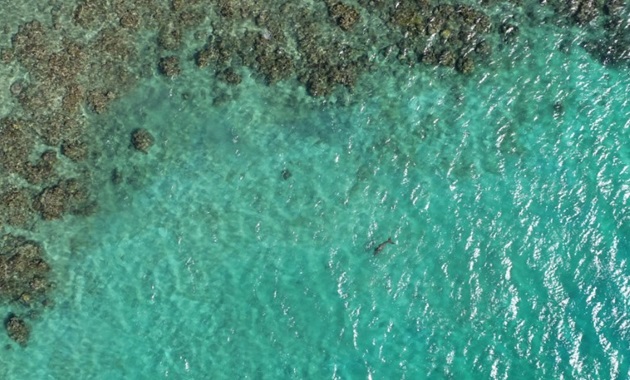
left=1, top=5, right=629, bottom=380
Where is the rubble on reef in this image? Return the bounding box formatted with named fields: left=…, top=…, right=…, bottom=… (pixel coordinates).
left=0, top=0, right=625, bottom=345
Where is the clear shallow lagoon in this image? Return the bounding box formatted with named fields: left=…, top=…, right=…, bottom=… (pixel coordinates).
left=1, top=15, right=629, bottom=380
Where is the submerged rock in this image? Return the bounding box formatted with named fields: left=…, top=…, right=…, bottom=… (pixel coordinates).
left=0, top=235, right=51, bottom=304
left=281, top=169, right=292, bottom=180
left=111, top=168, right=124, bottom=185
left=328, top=2, right=361, bottom=31
left=216, top=67, right=242, bottom=85
left=61, top=140, right=88, bottom=162
left=5, top=314, right=29, bottom=346
left=158, top=56, right=181, bottom=78
left=34, top=178, right=91, bottom=220
left=131, top=128, right=154, bottom=153
left=0, top=188, right=33, bottom=227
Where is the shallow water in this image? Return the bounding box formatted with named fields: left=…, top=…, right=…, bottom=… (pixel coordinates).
left=1, top=5, right=629, bottom=380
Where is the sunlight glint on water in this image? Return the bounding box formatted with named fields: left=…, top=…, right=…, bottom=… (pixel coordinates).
left=0, top=10, right=629, bottom=380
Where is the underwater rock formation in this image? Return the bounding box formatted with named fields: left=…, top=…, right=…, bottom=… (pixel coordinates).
left=5, top=314, right=30, bottom=346
left=34, top=179, right=92, bottom=220
left=131, top=129, right=155, bottom=153
left=0, top=236, right=52, bottom=310
left=158, top=56, right=181, bottom=78
left=0, top=0, right=624, bottom=345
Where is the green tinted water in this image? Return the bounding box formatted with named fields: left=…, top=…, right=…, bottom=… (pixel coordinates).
left=1, top=11, right=629, bottom=380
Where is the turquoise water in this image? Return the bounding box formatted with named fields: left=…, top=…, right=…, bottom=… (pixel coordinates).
left=2, top=16, right=630, bottom=380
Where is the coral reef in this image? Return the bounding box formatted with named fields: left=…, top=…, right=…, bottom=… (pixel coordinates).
left=0, top=0, right=624, bottom=344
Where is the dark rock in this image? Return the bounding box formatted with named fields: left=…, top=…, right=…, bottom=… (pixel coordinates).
left=119, top=11, right=140, bottom=29
left=599, top=40, right=630, bottom=65
left=604, top=0, right=625, bottom=16
left=178, top=9, right=206, bottom=28
left=439, top=50, right=456, bottom=67
left=22, top=150, right=58, bottom=185
left=158, top=56, right=181, bottom=78
left=305, top=73, right=332, bottom=97
left=328, top=2, right=361, bottom=31
left=61, top=140, right=88, bottom=162
left=34, top=178, right=90, bottom=220
left=34, top=184, right=66, bottom=220
left=171, top=0, right=184, bottom=11
left=425, top=18, right=443, bottom=36
left=456, top=56, right=475, bottom=74
left=0, top=118, right=33, bottom=174
left=0, top=48, right=13, bottom=64
left=5, top=314, right=29, bottom=346
left=391, top=4, right=426, bottom=34
left=39, top=113, right=83, bottom=147
left=421, top=49, right=438, bottom=65
left=9, top=80, right=27, bottom=97
left=131, top=128, right=154, bottom=153
left=195, top=45, right=217, bottom=68
left=158, top=25, right=182, bottom=51
left=571, top=0, right=600, bottom=24
left=325, top=61, right=354, bottom=87
left=439, top=29, right=455, bottom=43
left=0, top=188, right=33, bottom=227
left=475, top=40, right=491, bottom=56
left=111, top=168, right=123, bottom=185
left=87, top=89, right=116, bottom=114
left=604, top=15, right=623, bottom=31
left=499, top=23, right=519, bottom=43
left=256, top=48, right=294, bottom=84
left=73, top=0, right=106, bottom=28
left=553, top=101, right=564, bottom=116
left=281, top=169, right=292, bottom=180
left=62, top=83, right=84, bottom=113
left=0, top=236, right=52, bottom=306
left=217, top=67, right=242, bottom=85
left=218, top=1, right=236, bottom=18
left=456, top=5, right=491, bottom=33
left=11, top=20, right=50, bottom=69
